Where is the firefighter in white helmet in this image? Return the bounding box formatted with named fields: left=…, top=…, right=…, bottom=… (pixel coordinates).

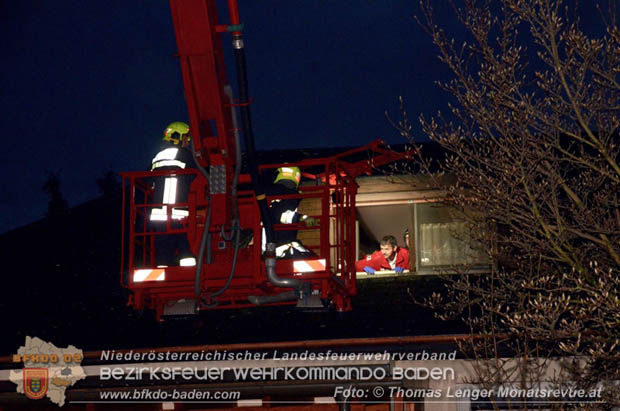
left=149, top=121, right=197, bottom=267
left=263, top=166, right=318, bottom=259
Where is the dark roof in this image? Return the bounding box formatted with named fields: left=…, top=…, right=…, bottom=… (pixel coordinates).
left=252, top=141, right=444, bottom=164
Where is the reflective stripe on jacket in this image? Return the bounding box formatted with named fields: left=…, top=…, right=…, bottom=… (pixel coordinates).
left=150, top=144, right=195, bottom=221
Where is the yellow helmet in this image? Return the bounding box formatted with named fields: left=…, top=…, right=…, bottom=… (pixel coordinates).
left=274, top=166, right=301, bottom=187
left=163, top=121, right=190, bottom=145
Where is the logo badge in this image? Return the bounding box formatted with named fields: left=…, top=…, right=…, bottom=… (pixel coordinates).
left=24, top=368, right=48, bottom=400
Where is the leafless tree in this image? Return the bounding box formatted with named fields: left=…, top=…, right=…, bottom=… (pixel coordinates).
left=394, top=0, right=620, bottom=408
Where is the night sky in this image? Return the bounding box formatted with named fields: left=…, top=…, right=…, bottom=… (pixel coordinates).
left=1, top=1, right=458, bottom=233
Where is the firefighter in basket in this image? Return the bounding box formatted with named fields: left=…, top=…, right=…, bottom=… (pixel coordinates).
left=149, top=121, right=197, bottom=267
left=263, top=166, right=318, bottom=259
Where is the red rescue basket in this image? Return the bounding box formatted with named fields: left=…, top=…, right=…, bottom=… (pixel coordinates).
left=120, top=141, right=407, bottom=319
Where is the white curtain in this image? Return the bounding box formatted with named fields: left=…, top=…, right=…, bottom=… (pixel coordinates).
left=419, top=222, right=483, bottom=267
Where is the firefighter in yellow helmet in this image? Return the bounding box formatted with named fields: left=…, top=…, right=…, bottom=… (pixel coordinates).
left=149, top=122, right=197, bottom=267
left=264, top=166, right=318, bottom=259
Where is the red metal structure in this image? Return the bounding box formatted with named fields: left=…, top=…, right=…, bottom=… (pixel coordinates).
left=120, top=0, right=409, bottom=319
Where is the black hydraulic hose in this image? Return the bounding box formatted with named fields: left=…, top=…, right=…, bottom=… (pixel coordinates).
left=190, top=145, right=212, bottom=299
left=205, top=222, right=240, bottom=304
left=220, top=85, right=242, bottom=241
left=224, top=85, right=241, bottom=225
left=200, top=86, right=244, bottom=306
left=231, top=32, right=302, bottom=296
left=231, top=33, right=275, bottom=243
left=190, top=151, right=241, bottom=306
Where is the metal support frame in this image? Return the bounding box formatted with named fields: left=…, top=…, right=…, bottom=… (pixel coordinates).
left=120, top=141, right=409, bottom=318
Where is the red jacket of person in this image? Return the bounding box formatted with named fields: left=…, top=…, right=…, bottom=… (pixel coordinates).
left=355, top=247, right=410, bottom=272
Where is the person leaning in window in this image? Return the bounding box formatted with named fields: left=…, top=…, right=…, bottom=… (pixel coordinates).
left=355, top=235, right=410, bottom=274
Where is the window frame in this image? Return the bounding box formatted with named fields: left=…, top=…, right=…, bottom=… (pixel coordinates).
left=354, top=200, right=492, bottom=275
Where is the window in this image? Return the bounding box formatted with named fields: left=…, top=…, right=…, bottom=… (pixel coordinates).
left=355, top=202, right=490, bottom=274
left=415, top=203, right=489, bottom=272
